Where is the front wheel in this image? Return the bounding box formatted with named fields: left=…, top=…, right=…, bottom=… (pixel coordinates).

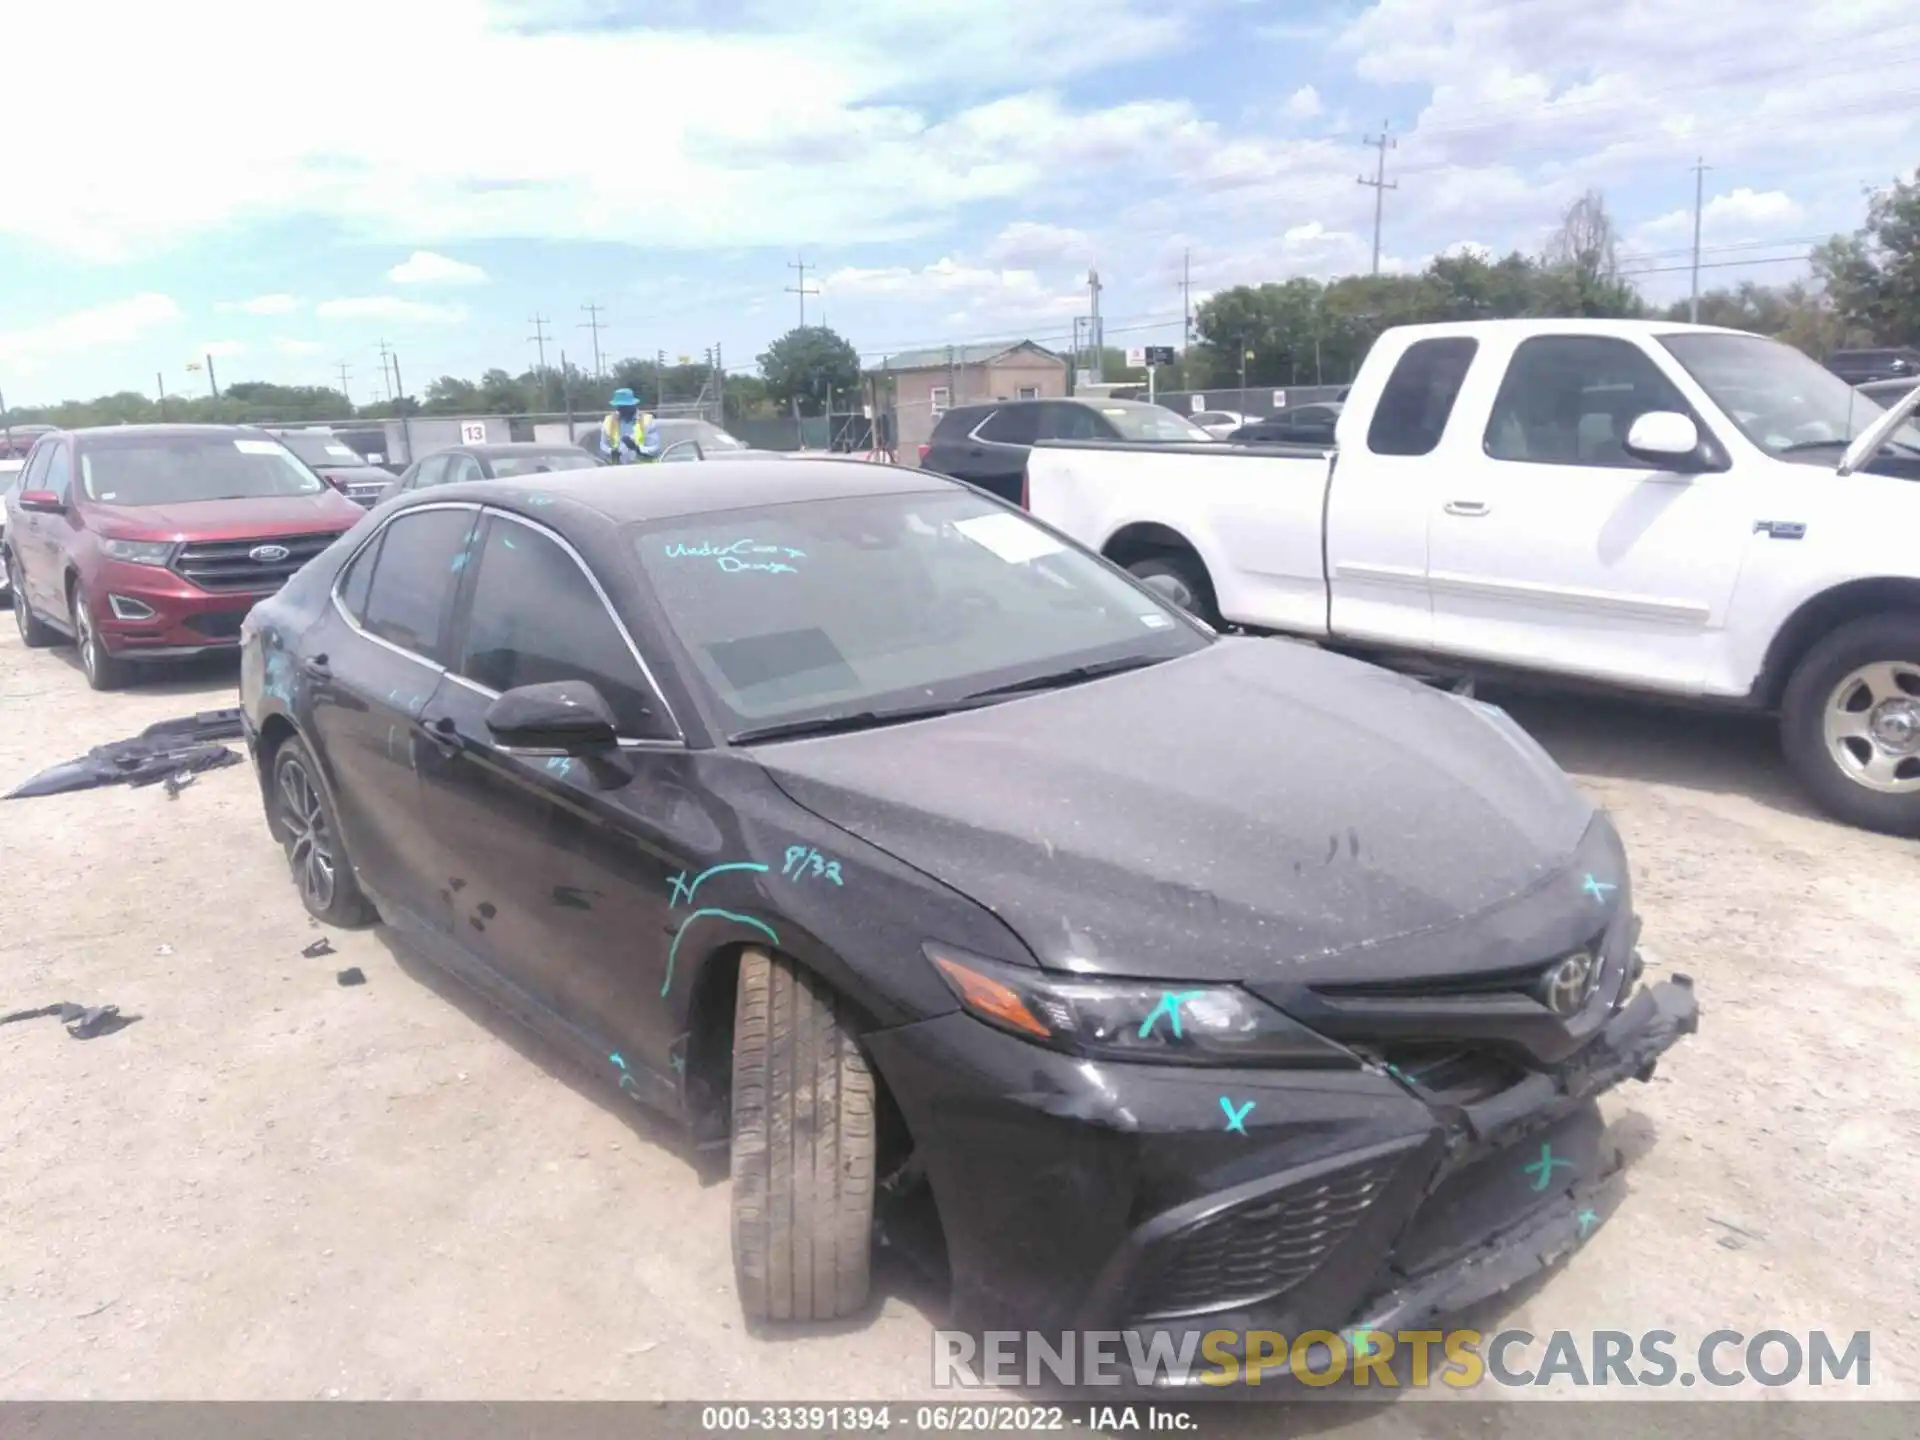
left=1125, top=551, right=1222, bottom=628
left=730, top=947, right=876, bottom=1322
left=1780, top=613, right=1920, bottom=837
left=71, top=588, right=132, bottom=690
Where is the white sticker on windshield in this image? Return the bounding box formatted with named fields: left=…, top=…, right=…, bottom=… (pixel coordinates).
left=954, top=513, right=1065, bottom=565
left=234, top=439, right=283, bottom=455
left=1140, top=613, right=1174, bottom=629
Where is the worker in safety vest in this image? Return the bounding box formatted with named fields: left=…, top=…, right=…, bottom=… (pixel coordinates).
left=599, top=388, right=661, bottom=464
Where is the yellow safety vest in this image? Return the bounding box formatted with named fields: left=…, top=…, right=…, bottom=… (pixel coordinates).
left=602, top=412, right=649, bottom=451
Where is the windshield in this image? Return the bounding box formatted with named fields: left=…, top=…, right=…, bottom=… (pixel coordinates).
left=631, top=489, right=1206, bottom=736
left=79, top=434, right=326, bottom=505
left=276, top=432, right=366, bottom=467
left=489, top=451, right=601, bottom=478
left=1661, top=333, right=1920, bottom=457
left=653, top=419, right=749, bottom=451
left=1101, top=405, right=1215, bottom=443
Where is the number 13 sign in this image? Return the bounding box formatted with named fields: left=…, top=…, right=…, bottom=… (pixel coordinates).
left=459, top=421, right=488, bottom=443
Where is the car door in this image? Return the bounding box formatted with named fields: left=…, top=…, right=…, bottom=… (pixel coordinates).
left=415, top=509, right=697, bottom=1092
left=966, top=404, right=1041, bottom=503
left=1426, top=333, right=1749, bottom=692
left=1323, top=336, right=1482, bottom=647
left=306, top=503, right=481, bottom=926
left=9, top=441, right=57, bottom=608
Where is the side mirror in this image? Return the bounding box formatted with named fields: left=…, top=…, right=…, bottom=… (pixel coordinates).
left=1624, top=411, right=1702, bottom=467
left=17, top=489, right=64, bottom=513
left=485, top=680, right=620, bottom=754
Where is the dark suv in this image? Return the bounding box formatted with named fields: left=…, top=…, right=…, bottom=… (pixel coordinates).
left=918, top=398, right=1213, bottom=504
left=1826, top=348, right=1920, bottom=384
left=4, top=424, right=365, bottom=689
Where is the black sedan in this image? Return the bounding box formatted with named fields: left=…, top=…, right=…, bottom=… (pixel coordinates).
left=1226, top=401, right=1342, bottom=446
left=266, top=428, right=398, bottom=507
left=236, top=459, right=1697, bottom=1352
left=376, top=442, right=603, bottom=504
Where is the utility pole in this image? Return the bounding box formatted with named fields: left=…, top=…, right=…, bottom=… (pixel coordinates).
left=335, top=361, right=353, bottom=412
left=1087, top=268, right=1105, bottom=382
left=156, top=372, right=168, bottom=421
left=205, top=353, right=221, bottom=400
left=1357, top=123, right=1398, bottom=276
left=1688, top=156, right=1713, bottom=324
left=528, top=313, right=551, bottom=374
left=656, top=349, right=667, bottom=408
left=786, top=256, right=819, bottom=329
left=390, top=349, right=412, bottom=464
left=714, top=342, right=726, bottom=422
left=1180, top=248, right=1195, bottom=348
left=580, top=301, right=606, bottom=379
left=376, top=339, right=395, bottom=402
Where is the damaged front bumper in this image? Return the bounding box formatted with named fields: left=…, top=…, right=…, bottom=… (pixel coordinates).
left=863, top=973, right=1698, bottom=1375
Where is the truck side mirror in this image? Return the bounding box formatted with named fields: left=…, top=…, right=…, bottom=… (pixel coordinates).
left=1624, top=412, right=1703, bottom=468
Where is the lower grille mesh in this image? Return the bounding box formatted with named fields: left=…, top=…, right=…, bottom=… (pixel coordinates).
left=1127, top=1156, right=1399, bottom=1320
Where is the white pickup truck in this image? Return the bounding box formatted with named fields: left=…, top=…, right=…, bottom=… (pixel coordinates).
left=1024, top=318, right=1920, bottom=837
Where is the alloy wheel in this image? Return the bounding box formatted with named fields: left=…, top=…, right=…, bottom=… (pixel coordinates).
left=10, top=560, right=27, bottom=639
left=1822, top=660, right=1920, bottom=794
left=277, top=757, right=339, bottom=911
left=73, top=592, right=98, bottom=680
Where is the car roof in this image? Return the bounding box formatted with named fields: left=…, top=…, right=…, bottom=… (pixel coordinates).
left=465, top=442, right=593, bottom=457
left=65, top=423, right=265, bottom=443
left=417, top=456, right=950, bottom=523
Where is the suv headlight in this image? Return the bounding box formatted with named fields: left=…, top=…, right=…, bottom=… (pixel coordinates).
left=926, top=945, right=1354, bottom=1067
left=100, top=539, right=173, bottom=566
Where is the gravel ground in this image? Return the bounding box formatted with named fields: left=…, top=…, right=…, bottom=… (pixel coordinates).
left=1, top=620, right=1915, bottom=1423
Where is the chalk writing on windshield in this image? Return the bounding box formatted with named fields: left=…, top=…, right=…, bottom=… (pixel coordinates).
left=782, top=845, right=844, bottom=886
left=663, top=539, right=807, bottom=575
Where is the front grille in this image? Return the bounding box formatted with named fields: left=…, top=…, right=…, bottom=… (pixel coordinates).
left=184, top=608, right=249, bottom=640
left=1126, top=1157, right=1399, bottom=1320
left=172, top=532, right=340, bottom=592
left=1376, top=1045, right=1524, bottom=1105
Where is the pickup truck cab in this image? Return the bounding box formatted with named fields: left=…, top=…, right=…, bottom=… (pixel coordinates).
left=1025, top=318, right=1920, bottom=836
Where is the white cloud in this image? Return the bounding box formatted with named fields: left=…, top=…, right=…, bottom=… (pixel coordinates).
left=387, top=250, right=488, bottom=284
left=982, top=221, right=1095, bottom=268
left=313, top=296, right=468, bottom=323
left=216, top=293, right=301, bottom=316
left=274, top=338, right=326, bottom=355
left=1283, top=85, right=1322, bottom=120
left=0, top=294, right=182, bottom=371
left=826, top=257, right=1082, bottom=311
left=1629, top=188, right=1807, bottom=248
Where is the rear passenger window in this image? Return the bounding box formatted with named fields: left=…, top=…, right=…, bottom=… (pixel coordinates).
left=1366, top=337, right=1478, bottom=457
left=357, top=508, right=477, bottom=663
left=456, top=518, right=669, bottom=737
left=978, top=406, right=1040, bottom=445
left=1041, top=403, right=1108, bottom=441
left=337, top=530, right=383, bottom=621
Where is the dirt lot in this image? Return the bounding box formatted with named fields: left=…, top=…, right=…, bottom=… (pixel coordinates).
left=2, top=619, right=1916, bottom=1419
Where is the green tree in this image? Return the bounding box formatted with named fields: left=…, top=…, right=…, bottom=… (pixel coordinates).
left=758, top=326, right=860, bottom=416
left=1813, top=169, right=1920, bottom=345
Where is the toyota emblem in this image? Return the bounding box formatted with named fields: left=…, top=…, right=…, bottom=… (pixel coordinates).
left=250, top=544, right=292, bottom=563
left=1537, top=950, right=1598, bottom=1018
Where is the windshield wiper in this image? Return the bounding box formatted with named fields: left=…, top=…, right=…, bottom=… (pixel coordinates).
left=728, top=698, right=1001, bottom=745
left=1780, top=437, right=1920, bottom=458
left=958, top=653, right=1164, bottom=701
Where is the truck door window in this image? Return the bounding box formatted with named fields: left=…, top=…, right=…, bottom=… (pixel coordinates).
left=1484, top=336, right=1692, bottom=468
left=1366, top=338, right=1478, bottom=456
left=1043, top=404, right=1108, bottom=441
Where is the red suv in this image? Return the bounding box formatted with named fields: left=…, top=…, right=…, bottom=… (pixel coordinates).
left=3, top=424, right=365, bottom=689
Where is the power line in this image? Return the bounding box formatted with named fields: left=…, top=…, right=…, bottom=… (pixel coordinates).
left=1619, top=252, right=1814, bottom=277
left=579, top=301, right=606, bottom=379
left=786, top=256, right=820, bottom=328
left=528, top=314, right=551, bottom=374
left=1357, top=123, right=1398, bottom=276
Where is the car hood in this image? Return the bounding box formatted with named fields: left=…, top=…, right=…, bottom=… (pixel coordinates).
left=758, top=638, right=1607, bottom=987
left=313, top=464, right=393, bottom=483
left=84, top=490, right=366, bottom=541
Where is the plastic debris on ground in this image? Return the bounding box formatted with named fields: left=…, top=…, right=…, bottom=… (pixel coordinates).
left=336, top=968, right=366, bottom=987
left=303, top=938, right=336, bottom=959
left=5, top=708, right=247, bottom=800
left=0, top=1002, right=138, bottom=1039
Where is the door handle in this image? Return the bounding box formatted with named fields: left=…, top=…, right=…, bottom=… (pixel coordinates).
left=420, top=714, right=460, bottom=755
left=299, top=654, right=331, bottom=680
left=1443, top=500, right=1490, bottom=517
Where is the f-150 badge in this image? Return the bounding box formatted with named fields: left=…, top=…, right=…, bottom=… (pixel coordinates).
left=1753, top=520, right=1807, bottom=539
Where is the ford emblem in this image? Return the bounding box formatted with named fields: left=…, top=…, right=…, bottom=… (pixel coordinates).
left=250, top=544, right=292, bottom=563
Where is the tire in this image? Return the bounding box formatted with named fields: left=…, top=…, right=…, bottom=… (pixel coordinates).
left=1126, top=551, right=1222, bottom=627
left=270, top=735, right=377, bottom=926
left=1780, top=612, right=1920, bottom=838
left=8, top=553, right=59, bottom=647
left=70, top=587, right=132, bottom=691
left=730, top=947, right=876, bottom=1322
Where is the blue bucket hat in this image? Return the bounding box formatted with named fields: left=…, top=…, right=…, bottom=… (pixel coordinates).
left=609, top=387, right=639, bottom=408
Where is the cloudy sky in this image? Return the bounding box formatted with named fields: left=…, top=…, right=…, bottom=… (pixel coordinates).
left=1, top=0, right=1914, bottom=406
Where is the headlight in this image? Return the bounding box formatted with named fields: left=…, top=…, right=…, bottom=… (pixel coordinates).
left=926, top=945, right=1355, bottom=1067
left=100, top=539, right=173, bottom=566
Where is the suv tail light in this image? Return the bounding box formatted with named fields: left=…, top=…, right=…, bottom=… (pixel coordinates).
left=917, top=443, right=931, bottom=466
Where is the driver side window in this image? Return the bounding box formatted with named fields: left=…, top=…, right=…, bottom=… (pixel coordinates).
left=1484, top=336, right=1692, bottom=468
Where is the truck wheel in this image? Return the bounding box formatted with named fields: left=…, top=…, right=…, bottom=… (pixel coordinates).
left=9, top=554, right=60, bottom=647
left=730, top=947, right=876, bottom=1322
left=71, top=589, right=133, bottom=691
left=1780, top=613, right=1920, bottom=837
left=1127, top=553, right=1222, bottom=627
